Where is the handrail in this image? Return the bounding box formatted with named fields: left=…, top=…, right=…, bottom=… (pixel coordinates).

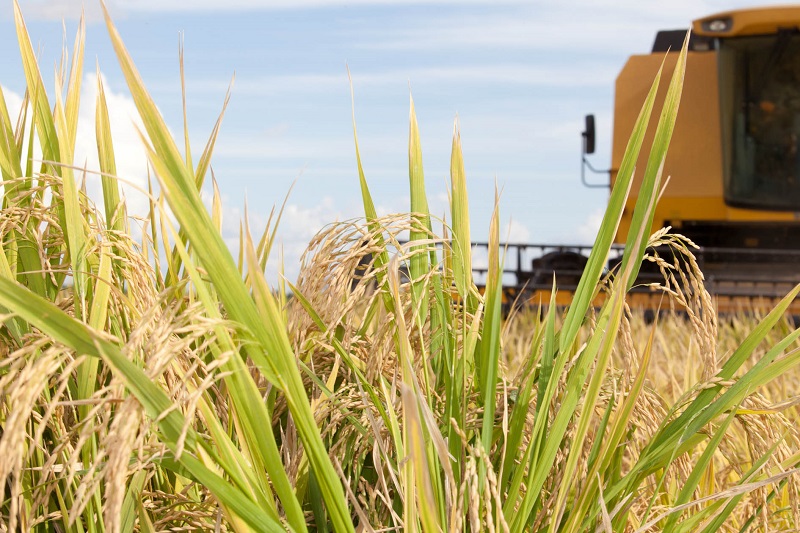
left=466, top=241, right=800, bottom=299
left=390, top=239, right=800, bottom=299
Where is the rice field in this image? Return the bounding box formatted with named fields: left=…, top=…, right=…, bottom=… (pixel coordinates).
left=2, top=3, right=800, bottom=532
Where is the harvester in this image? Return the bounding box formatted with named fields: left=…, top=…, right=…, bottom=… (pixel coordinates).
left=486, top=5, right=800, bottom=311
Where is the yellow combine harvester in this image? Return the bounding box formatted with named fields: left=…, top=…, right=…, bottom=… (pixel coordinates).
left=496, top=5, right=800, bottom=312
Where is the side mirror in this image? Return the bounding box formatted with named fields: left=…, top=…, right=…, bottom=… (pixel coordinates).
left=581, top=113, right=609, bottom=189
left=582, top=114, right=596, bottom=155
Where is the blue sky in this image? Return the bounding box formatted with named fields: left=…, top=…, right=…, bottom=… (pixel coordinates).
left=0, top=0, right=783, bottom=280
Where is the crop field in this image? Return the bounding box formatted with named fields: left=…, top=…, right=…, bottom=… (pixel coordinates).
left=2, top=3, right=800, bottom=532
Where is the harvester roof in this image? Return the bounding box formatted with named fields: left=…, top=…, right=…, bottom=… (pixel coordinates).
left=694, top=5, right=800, bottom=37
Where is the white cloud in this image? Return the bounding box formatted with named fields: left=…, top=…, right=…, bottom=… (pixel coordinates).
left=349, top=0, right=789, bottom=54
left=118, top=0, right=523, bottom=10
left=73, top=74, right=151, bottom=218
left=163, top=63, right=612, bottom=100
left=375, top=196, right=408, bottom=218
left=214, top=134, right=358, bottom=160
left=215, top=194, right=355, bottom=283
left=574, top=207, right=605, bottom=244
left=2, top=74, right=152, bottom=223
left=364, top=13, right=640, bottom=54
left=503, top=218, right=531, bottom=243
left=0, top=86, right=24, bottom=121
left=5, top=1, right=109, bottom=22
left=11, top=0, right=523, bottom=20
left=272, top=64, right=614, bottom=90
left=2, top=78, right=349, bottom=285
left=12, top=0, right=776, bottom=19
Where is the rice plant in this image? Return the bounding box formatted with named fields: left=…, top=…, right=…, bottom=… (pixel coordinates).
left=1, top=2, right=799, bottom=531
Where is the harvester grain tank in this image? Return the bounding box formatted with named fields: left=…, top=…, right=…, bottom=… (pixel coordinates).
left=500, top=5, right=800, bottom=309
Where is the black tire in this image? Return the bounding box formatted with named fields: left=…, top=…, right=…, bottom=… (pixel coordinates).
left=531, top=251, right=589, bottom=290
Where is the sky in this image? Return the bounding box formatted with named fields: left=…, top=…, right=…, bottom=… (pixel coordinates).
left=0, top=0, right=787, bottom=281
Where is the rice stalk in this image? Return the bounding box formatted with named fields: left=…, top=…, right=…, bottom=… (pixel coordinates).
left=1, top=5, right=800, bottom=532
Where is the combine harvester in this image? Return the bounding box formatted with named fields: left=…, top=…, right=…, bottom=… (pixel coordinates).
left=481, top=5, right=800, bottom=313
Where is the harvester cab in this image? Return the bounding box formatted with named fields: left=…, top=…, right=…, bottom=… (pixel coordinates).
left=607, top=6, right=800, bottom=308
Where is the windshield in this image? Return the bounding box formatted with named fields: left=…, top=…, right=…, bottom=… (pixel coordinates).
left=719, top=31, right=800, bottom=210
